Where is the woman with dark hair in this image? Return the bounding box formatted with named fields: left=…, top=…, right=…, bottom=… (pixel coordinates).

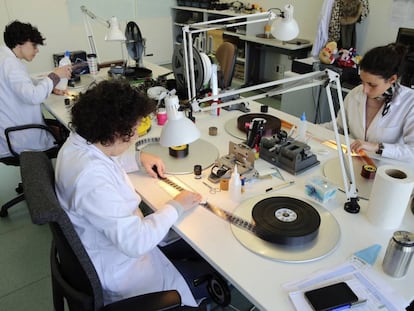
left=325, top=43, right=414, bottom=161
left=0, top=20, right=72, bottom=157
left=55, top=80, right=208, bottom=307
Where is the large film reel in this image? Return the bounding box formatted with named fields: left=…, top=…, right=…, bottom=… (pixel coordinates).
left=172, top=44, right=205, bottom=94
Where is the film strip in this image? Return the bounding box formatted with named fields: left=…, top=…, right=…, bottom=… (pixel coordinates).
left=135, top=137, right=160, bottom=150
left=158, top=176, right=256, bottom=234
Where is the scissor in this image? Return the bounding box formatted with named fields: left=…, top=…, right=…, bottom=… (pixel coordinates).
left=202, top=181, right=221, bottom=194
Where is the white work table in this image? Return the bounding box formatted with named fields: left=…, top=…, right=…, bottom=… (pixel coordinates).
left=43, top=62, right=414, bottom=311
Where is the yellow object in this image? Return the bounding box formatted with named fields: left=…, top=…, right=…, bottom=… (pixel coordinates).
left=137, top=116, right=152, bottom=136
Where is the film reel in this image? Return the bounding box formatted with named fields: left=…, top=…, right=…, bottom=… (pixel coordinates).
left=172, top=44, right=204, bottom=93
left=252, top=197, right=321, bottom=246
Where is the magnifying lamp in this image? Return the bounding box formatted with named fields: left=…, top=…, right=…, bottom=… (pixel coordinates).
left=159, top=94, right=200, bottom=147
left=269, top=4, right=299, bottom=41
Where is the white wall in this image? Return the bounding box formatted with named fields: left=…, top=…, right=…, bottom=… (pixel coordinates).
left=0, top=0, right=174, bottom=73
left=0, top=0, right=410, bottom=74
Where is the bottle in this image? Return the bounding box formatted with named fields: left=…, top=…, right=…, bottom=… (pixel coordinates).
left=55, top=51, right=71, bottom=91
left=297, top=112, right=307, bottom=142
left=229, top=165, right=241, bottom=202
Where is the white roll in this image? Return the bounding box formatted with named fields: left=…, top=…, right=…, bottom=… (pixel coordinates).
left=367, top=165, right=414, bottom=229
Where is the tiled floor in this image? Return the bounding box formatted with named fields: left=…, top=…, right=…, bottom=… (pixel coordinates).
left=0, top=165, right=53, bottom=311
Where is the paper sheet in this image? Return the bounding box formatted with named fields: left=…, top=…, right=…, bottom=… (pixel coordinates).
left=283, top=257, right=408, bottom=311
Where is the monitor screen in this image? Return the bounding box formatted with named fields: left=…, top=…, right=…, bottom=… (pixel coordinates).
left=397, top=27, right=414, bottom=53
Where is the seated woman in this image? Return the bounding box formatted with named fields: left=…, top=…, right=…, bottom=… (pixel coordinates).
left=54, top=80, right=211, bottom=307
left=324, top=43, right=414, bottom=162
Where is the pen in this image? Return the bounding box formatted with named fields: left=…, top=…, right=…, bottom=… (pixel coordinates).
left=265, top=180, right=295, bottom=193
left=330, top=299, right=368, bottom=310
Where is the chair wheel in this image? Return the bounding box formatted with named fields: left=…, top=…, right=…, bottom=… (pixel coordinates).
left=0, top=208, right=8, bottom=217
left=15, top=183, right=23, bottom=194
left=207, top=274, right=231, bottom=307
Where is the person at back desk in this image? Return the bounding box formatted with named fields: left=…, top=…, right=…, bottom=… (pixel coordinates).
left=324, top=43, right=414, bottom=162
left=0, top=20, right=72, bottom=157
left=55, top=80, right=213, bottom=307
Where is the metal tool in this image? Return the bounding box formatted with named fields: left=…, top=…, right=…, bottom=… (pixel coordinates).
left=202, top=181, right=220, bottom=194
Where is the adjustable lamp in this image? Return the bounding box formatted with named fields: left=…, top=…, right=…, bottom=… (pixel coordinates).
left=80, top=5, right=126, bottom=63
left=159, top=94, right=200, bottom=147
left=181, top=4, right=300, bottom=103
left=105, top=17, right=127, bottom=41
left=270, top=5, right=299, bottom=41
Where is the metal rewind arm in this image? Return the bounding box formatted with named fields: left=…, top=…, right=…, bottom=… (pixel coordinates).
left=190, top=69, right=360, bottom=211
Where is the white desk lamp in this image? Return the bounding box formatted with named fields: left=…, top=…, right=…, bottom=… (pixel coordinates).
left=159, top=94, right=200, bottom=147
left=80, top=5, right=126, bottom=63
left=176, top=4, right=360, bottom=212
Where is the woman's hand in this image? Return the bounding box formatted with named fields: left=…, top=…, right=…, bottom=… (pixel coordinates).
left=140, top=152, right=166, bottom=178
left=52, top=88, right=67, bottom=95
left=173, top=190, right=202, bottom=211
left=351, top=139, right=379, bottom=153
left=53, top=64, right=72, bottom=79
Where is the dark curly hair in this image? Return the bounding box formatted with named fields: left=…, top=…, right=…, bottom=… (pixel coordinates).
left=359, top=43, right=409, bottom=80
left=3, top=20, right=45, bottom=49
left=70, top=80, right=156, bottom=146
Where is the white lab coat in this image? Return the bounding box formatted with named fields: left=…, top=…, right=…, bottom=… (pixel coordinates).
left=324, top=84, right=414, bottom=162
left=0, top=46, right=55, bottom=157
left=55, top=133, right=198, bottom=307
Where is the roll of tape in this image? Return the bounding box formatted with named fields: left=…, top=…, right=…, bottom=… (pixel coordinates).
left=361, top=164, right=377, bottom=179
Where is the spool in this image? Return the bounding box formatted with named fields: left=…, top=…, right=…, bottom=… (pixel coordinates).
left=209, top=126, right=218, bottom=136
left=361, top=164, right=377, bottom=179
left=251, top=197, right=321, bottom=246
left=168, top=144, right=189, bottom=158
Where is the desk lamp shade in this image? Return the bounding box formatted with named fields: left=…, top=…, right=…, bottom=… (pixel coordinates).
left=271, top=4, right=299, bottom=41
left=159, top=95, right=200, bottom=147
left=105, top=17, right=126, bottom=41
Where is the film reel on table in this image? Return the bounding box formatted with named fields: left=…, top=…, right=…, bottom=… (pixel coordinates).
left=231, top=195, right=341, bottom=263
left=224, top=113, right=282, bottom=139
left=153, top=173, right=340, bottom=263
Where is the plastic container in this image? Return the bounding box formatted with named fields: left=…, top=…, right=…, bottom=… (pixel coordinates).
left=55, top=51, right=71, bottom=91
left=86, top=53, right=98, bottom=75
left=297, top=112, right=307, bottom=142
left=229, top=165, right=241, bottom=202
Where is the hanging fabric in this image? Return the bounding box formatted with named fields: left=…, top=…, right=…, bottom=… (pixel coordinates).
left=328, top=0, right=369, bottom=49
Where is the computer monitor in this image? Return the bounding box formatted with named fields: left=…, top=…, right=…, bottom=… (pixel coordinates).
left=396, top=27, right=414, bottom=88
left=397, top=27, right=414, bottom=52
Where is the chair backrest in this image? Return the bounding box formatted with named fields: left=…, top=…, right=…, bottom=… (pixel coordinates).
left=20, top=151, right=104, bottom=311
left=215, top=42, right=237, bottom=89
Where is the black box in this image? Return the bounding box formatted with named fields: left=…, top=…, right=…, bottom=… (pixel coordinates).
left=53, top=50, right=89, bottom=75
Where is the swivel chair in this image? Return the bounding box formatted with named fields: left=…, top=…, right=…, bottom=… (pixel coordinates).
left=215, top=41, right=237, bottom=89
left=20, top=151, right=206, bottom=311
left=0, top=121, right=66, bottom=217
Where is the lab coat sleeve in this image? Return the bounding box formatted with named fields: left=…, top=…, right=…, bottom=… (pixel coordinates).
left=381, top=106, right=414, bottom=161
left=4, top=57, right=54, bottom=105
left=74, top=165, right=179, bottom=258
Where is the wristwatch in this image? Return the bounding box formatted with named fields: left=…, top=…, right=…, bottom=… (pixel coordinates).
left=376, top=142, right=384, bottom=155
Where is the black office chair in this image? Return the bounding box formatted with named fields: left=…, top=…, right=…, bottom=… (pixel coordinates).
left=20, top=151, right=206, bottom=311
left=0, top=121, right=66, bottom=217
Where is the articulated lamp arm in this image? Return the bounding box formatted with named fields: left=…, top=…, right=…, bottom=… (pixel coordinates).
left=190, top=69, right=360, bottom=212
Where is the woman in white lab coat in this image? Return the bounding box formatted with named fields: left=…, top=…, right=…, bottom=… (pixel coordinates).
left=324, top=43, right=414, bottom=162
left=55, top=80, right=209, bottom=307
left=0, top=21, right=72, bottom=157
